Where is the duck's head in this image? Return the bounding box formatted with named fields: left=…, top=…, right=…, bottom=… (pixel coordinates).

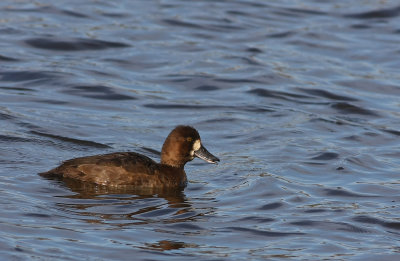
left=161, top=125, right=220, bottom=168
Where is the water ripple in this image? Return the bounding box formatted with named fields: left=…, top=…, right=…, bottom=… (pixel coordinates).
left=25, top=37, right=130, bottom=51
left=353, top=215, right=400, bottom=230
left=345, top=5, right=400, bottom=19
left=331, top=102, right=379, bottom=116
left=62, top=85, right=136, bottom=100
left=225, top=227, right=304, bottom=237
left=31, top=130, right=111, bottom=149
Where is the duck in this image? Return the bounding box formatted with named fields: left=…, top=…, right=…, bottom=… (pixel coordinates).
left=39, top=125, right=219, bottom=188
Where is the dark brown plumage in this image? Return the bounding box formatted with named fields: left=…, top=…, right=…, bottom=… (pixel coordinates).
left=39, top=126, right=219, bottom=188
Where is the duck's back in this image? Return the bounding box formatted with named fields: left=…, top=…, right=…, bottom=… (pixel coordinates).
left=40, top=152, right=187, bottom=187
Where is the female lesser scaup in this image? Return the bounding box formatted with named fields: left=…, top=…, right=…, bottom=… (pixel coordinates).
left=40, top=125, right=219, bottom=187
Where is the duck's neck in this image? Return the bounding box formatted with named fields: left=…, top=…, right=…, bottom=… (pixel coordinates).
left=160, top=158, right=185, bottom=169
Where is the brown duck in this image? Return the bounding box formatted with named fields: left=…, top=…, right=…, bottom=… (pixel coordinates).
left=40, top=125, right=219, bottom=188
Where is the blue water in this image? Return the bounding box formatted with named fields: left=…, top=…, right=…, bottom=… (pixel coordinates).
left=1, top=0, right=400, bottom=260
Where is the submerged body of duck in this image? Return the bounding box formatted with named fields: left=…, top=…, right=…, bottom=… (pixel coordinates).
left=40, top=125, right=219, bottom=188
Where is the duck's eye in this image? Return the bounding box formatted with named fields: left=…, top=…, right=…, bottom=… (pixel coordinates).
left=186, top=137, right=193, bottom=142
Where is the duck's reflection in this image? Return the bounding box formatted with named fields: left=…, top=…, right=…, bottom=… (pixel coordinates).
left=62, top=177, right=186, bottom=200
left=144, top=240, right=195, bottom=251
left=45, top=177, right=196, bottom=226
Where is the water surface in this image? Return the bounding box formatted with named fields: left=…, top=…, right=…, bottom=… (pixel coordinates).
left=1, top=0, right=400, bottom=260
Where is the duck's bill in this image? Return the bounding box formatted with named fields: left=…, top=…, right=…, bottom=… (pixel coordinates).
left=194, top=145, right=220, bottom=164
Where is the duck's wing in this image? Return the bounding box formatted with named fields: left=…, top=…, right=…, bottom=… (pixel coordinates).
left=40, top=152, right=160, bottom=186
